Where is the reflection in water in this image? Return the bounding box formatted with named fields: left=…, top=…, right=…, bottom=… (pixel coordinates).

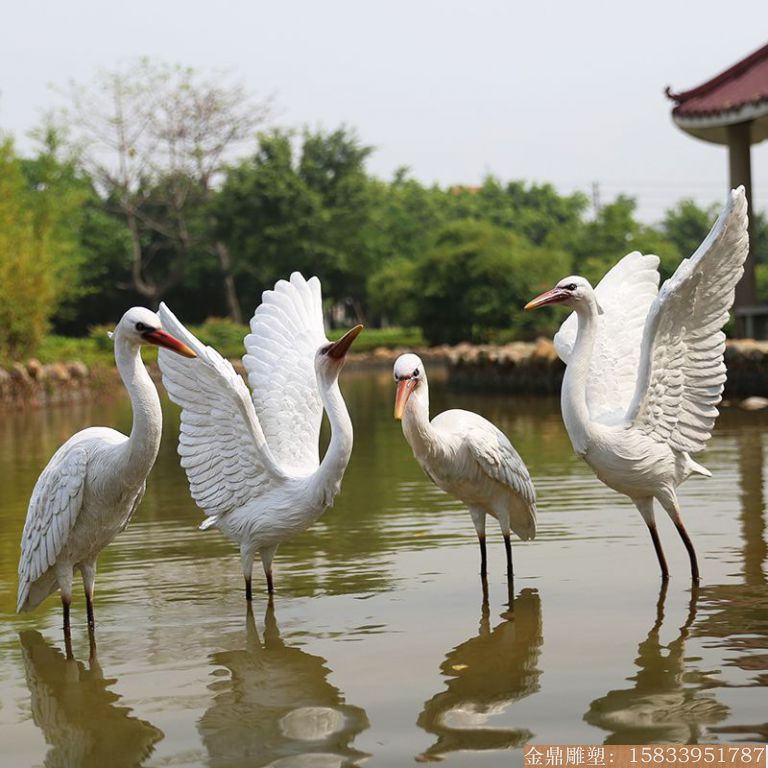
left=585, top=586, right=728, bottom=744
left=416, top=588, right=542, bottom=759
left=199, top=603, right=369, bottom=767
left=695, top=424, right=768, bottom=742
left=19, top=630, right=163, bottom=767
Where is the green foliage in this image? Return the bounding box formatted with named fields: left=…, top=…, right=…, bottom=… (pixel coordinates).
left=216, top=127, right=375, bottom=318
left=409, top=220, right=571, bottom=345
left=571, top=195, right=680, bottom=284
left=0, top=136, right=86, bottom=359
left=36, top=324, right=424, bottom=366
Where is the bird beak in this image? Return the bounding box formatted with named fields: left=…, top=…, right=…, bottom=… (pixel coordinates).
left=394, top=378, right=416, bottom=420
left=327, top=324, right=364, bottom=359
left=143, top=329, right=197, bottom=358
left=524, top=287, right=570, bottom=310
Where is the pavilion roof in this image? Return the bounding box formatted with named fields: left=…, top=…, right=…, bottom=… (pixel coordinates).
left=667, top=42, right=768, bottom=144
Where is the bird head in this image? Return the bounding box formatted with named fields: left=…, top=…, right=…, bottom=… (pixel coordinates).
left=314, top=324, right=364, bottom=381
left=393, top=353, right=425, bottom=420
left=524, top=275, right=603, bottom=314
left=113, top=307, right=196, bottom=358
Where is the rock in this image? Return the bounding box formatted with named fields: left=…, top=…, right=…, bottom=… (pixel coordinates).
left=26, top=358, right=45, bottom=380
left=740, top=396, right=768, bottom=411
left=67, top=361, right=89, bottom=379
left=47, top=363, right=71, bottom=382
left=10, top=362, right=31, bottom=383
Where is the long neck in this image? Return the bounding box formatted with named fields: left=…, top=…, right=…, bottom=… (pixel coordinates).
left=115, top=339, right=163, bottom=487
left=401, top=379, right=442, bottom=461
left=313, top=377, right=353, bottom=504
left=561, top=305, right=599, bottom=455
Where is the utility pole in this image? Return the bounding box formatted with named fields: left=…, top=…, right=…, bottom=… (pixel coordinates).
left=591, top=181, right=601, bottom=217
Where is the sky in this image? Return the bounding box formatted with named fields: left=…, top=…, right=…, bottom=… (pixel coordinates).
left=1, top=0, right=766, bottom=223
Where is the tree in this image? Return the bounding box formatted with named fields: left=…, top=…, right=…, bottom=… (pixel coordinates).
left=61, top=59, right=269, bottom=319
left=571, top=195, right=680, bottom=284
left=412, top=220, right=572, bottom=344
left=0, top=136, right=85, bottom=358
left=216, top=127, right=375, bottom=321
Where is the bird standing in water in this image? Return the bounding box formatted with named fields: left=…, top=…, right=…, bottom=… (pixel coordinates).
left=393, top=354, right=536, bottom=586
left=158, top=273, right=362, bottom=600
left=17, top=308, right=196, bottom=640
left=525, top=188, right=748, bottom=583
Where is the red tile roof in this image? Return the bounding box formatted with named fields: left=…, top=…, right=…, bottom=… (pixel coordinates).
left=667, top=42, right=768, bottom=119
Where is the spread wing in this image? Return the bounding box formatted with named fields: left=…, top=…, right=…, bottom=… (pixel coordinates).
left=554, top=251, right=660, bottom=424
left=18, top=443, right=88, bottom=612
left=626, top=187, right=749, bottom=453
left=242, top=272, right=327, bottom=475
left=157, top=303, right=286, bottom=519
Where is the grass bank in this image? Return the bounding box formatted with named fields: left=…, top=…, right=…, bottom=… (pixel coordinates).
left=34, top=322, right=426, bottom=367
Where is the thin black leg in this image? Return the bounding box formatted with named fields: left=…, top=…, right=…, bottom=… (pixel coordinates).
left=647, top=523, right=670, bottom=581
left=478, top=535, right=488, bottom=578
left=245, top=576, right=253, bottom=602
left=62, top=597, right=73, bottom=659
left=674, top=520, right=700, bottom=584
left=85, top=590, right=95, bottom=628
left=266, top=570, right=274, bottom=595
left=503, top=534, right=513, bottom=580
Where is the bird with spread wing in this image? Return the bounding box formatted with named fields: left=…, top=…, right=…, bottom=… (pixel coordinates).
left=157, top=272, right=363, bottom=600
left=525, top=188, right=749, bottom=583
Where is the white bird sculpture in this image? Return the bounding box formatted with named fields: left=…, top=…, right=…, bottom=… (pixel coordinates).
left=17, top=308, right=196, bottom=635
left=157, top=273, right=363, bottom=600
left=525, top=188, right=749, bottom=583
left=393, top=354, right=536, bottom=583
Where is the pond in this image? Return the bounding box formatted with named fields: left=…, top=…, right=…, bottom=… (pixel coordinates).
left=0, top=365, right=766, bottom=767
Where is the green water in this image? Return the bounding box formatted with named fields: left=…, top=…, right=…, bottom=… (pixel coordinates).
left=0, top=366, right=766, bottom=767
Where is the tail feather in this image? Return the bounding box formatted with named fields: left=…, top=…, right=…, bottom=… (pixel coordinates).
left=199, top=516, right=219, bottom=531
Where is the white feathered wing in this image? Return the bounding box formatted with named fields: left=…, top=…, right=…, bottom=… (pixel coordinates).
left=242, top=273, right=328, bottom=475
left=626, top=187, right=749, bottom=453
left=157, top=304, right=286, bottom=525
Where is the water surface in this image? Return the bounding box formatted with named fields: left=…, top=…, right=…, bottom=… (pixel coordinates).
left=0, top=366, right=766, bottom=767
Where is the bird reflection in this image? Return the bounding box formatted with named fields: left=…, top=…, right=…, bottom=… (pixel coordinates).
left=416, top=588, right=542, bottom=760
left=585, top=585, right=728, bottom=743
left=199, top=601, right=369, bottom=767
left=19, top=630, right=163, bottom=768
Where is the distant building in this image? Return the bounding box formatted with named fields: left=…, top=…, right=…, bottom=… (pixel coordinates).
left=667, top=42, right=768, bottom=338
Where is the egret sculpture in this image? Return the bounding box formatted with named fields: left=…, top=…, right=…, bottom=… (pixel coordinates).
left=525, top=188, right=748, bottom=583
left=17, top=308, right=196, bottom=634
left=393, top=354, right=536, bottom=583
left=157, top=272, right=362, bottom=600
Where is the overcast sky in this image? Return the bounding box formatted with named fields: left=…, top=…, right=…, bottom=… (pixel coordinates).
left=1, top=0, right=766, bottom=222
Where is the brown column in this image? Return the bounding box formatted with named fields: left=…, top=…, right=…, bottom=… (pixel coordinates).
left=727, top=121, right=756, bottom=337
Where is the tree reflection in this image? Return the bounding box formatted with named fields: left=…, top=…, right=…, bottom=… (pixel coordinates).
left=199, top=601, right=369, bottom=767
left=19, top=630, right=163, bottom=768
left=584, top=585, right=728, bottom=743
left=416, top=588, right=542, bottom=760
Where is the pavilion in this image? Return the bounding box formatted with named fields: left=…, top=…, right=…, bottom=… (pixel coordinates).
left=667, top=42, right=768, bottom=338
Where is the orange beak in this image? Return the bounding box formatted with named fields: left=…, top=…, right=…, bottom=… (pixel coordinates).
left=394, top=378, right=416, bottom=420
left=143, top=329, right=197, bottom=358
left=524, top=287, right=571, bottom=311
left=327, top=324, right=364, bottom=359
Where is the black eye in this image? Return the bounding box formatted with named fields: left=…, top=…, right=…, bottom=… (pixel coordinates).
left=565, top=283, right=577, bottom=291
left=413, top=369, right=420, bottom=377
left=136, top=322, right=147, bottom=332
left=321, top=344, right=332, bottom=355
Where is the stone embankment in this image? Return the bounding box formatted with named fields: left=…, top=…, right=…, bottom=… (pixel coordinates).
left=446, top=338, right=768, bottom=401
left=4, top=339, right=768, bottom=408
left=0, top=359, right=116, bottom=408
